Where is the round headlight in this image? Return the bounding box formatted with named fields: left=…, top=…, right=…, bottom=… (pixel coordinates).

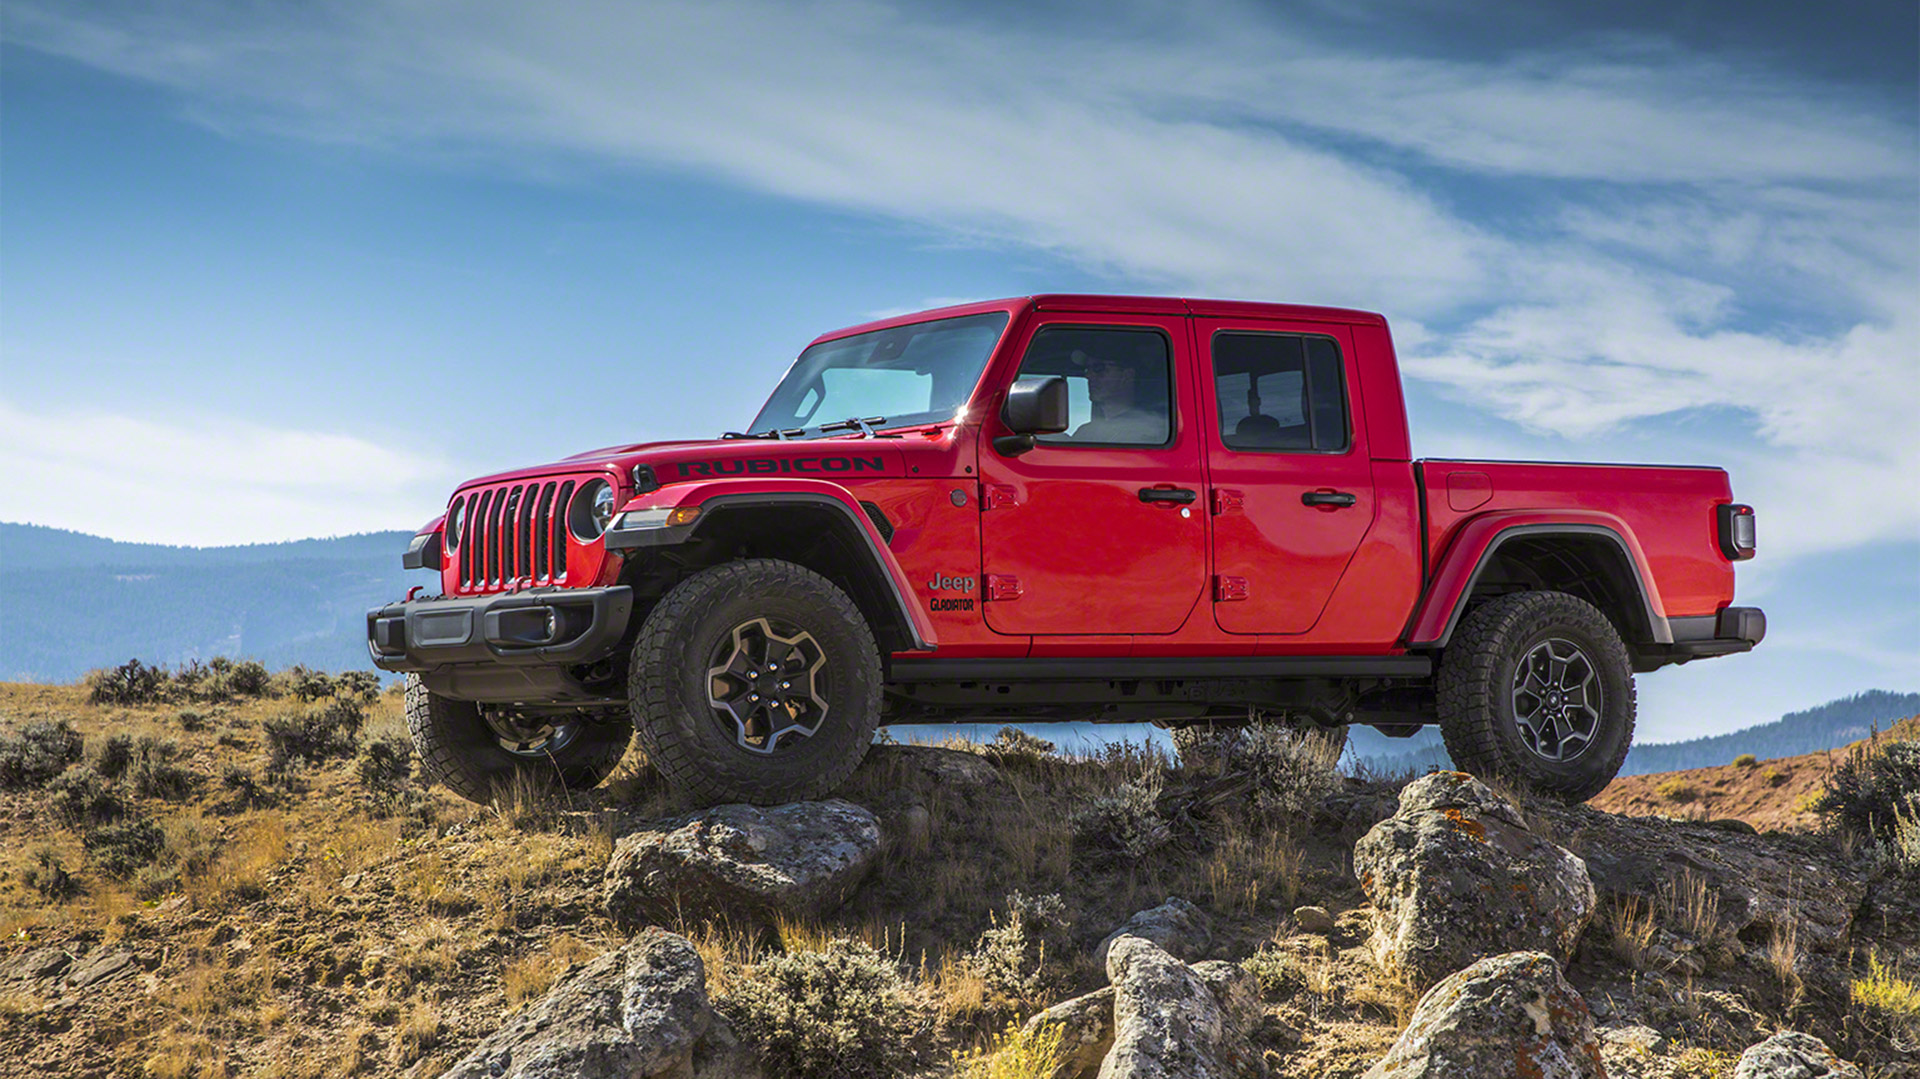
left=446, top=497, right=466, bottom=550
left=569, top=479, right=616, bottom=541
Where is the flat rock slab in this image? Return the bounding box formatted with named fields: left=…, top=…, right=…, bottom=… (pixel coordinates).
left=1364, top=951, right=1604, bottom=1079
left=1355, top=773, right=1595, bottom=990
left=1534, top=803, right=1867, bottom=954
left=605, top=799, right=882, bottom=929
left=64, top=949, right=136, bottom=990
left=1095, top=897, right=1213, bottom=968
left=440, top=929, right=711, bottom=1079
left=0, top=946, right=71, bottom=983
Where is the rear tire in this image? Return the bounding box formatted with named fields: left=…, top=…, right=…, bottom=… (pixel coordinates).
left=1435, top=591, right=1635, bottom=803
left=630, top=559, right=882, bottom=806
left=404, top=674, right=630, bottom=804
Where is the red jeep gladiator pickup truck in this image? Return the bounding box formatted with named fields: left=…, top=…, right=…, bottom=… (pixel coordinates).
left=368, top=295, right=1763, bottom=806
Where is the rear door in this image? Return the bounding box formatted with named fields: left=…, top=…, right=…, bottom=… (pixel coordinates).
left=977, top=314, right=1208, bottom=635
left=1198, top=319, right=1376, bottom=634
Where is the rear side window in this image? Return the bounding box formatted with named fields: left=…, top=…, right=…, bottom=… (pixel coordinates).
left=1211, top=332, right=1348, bottom=452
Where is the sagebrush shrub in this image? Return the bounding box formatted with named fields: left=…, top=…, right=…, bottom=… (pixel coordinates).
left=264, top=698, right=365, bottom=771
left=129, top=736, right=197, bottom=800
left=95, top=733, right=134, bottom=779
left=970, top=891, right=1072, bottom=1002
left=0, top=718, right=85, bottom=789
left=984, top=727, right=1056, bottom=764
left=279, top=665, right=337, bottom=702
left=1071, top=770, right=1171, bottom=864
left=48, top=765, right=132, bottom=824
left=1814, top=737, right=1920, bottom=860
left=85, top=659, right=167, bottom=705
left=25, top=847, right=81, bottom=902
left=85, top=817, right=166, bottom=879
left=1229, top=723, right=1342, bottom=826
left=719, top=939, right=938, bottom=1079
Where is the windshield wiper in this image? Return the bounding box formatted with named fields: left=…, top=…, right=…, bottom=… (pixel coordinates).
left=722, top=428, right=806, bottom=440
left=817, top=416, right=886, bottom=437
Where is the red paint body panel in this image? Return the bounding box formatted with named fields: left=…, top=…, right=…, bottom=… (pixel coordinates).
left=1418, top=461, right=1735, bottom=620
left=414, top=295, right=1748, bottom=666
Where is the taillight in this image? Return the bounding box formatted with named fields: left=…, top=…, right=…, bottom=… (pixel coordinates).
left=1717, top=504, right=1756, bottom=561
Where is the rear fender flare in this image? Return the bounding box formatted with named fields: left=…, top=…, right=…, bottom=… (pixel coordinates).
left=1409, top=511, right=1671, bottom=648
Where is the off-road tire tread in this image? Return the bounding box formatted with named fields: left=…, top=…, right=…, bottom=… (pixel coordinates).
left=404, top=674, right=628, bottom=804
left=1435, top=590, right=1635, bottom=804
left=631, top=558, right=882, bottom=805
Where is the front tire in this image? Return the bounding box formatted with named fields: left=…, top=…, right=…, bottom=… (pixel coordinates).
left=1435, top=591, right=1635, bottom=803
left=630, top=559, right=882, bottom=806
left=404, top=675, right=630, bottom=804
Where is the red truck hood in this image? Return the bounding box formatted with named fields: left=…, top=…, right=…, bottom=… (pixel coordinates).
left=450, top=430, right=954, bottom=495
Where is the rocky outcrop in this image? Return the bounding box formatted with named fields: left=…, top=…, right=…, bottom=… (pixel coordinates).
left=1094, top=897, right=1213, bottom=968
left=440, top=929, right=716, bottom=1079
left=855, top=743, right=1002, bottom=788
left=1099, top=935, right=1256, bottom=1079
left=1534, top=803, right=1868, bottom=954
left=1354, top=772, right=1596, bottom=989
left=1363, top=951, right=1604, bottom=1079
left=1022, top=986, right=1115, bottom=1079
left=604, top=800, right=882, bottom=929
left=1732, top=1032, right=1862, bottom=1079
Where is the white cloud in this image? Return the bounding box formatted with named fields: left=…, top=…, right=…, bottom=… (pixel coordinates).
left=0, top=398, right=456, bottom=545
left=5, top=0, right=1916, bottom=564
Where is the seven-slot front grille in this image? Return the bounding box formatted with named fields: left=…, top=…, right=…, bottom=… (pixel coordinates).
left=457, top=479, right=576, bottom=590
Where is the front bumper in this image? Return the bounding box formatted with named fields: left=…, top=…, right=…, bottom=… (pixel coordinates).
left=366, top=586, right=634, bottom=673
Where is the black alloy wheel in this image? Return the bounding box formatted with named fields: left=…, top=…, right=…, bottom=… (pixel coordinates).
left=630, top=558, right=882, bottom=805
left=1435, top=590, right=1636, bottom=803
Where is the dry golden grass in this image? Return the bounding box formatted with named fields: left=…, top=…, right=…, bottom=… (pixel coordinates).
left=952, top=1018, right=1066, bottom=1078
left=501, top=935, right=599, bottom=1007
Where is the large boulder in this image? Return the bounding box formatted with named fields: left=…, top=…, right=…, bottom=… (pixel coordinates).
left=440, top=929, right=712, bottom=1079
left=1530, top=802, right=1868, bottom=954
left=1094, top=897, right=1213, bottom=968
left=1098, top=935, right=1256, bottom=1079
left=1363, top=951, right=1604, bottom=1079
left=605, top=800, right=882, bottom=929
left=1354, top=772, right=1596, bottom=989
left=1732, top=1032, right=1862, bottom=1079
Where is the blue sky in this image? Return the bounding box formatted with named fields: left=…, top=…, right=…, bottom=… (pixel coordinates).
left=1, top=0, right=1915, bottom=739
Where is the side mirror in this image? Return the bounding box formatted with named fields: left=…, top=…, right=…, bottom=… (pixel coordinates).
left=995, top=376, right=1069, bottom=456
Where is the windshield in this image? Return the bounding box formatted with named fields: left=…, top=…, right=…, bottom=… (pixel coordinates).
left=748, top=311, right=1010, bottom=436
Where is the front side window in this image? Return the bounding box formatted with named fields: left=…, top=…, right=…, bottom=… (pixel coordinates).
left=1014, top=326, right=1173, bottom=447
left=1212, top=332, right=1348, bottom=452
left=749, top=311, right=1010, bottom=436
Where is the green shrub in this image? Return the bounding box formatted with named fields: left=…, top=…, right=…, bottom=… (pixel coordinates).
left=84, top=817, right=166, bottom=879
left=335, top=671, right=382, bottom=701
left=48, top=765, right=132, bottom=824
left=95, top=733, right=134, bottom=780
left=263, top=698, right=365, bottom=771
left=1656, top=777, right=1699, bottom=803
left=25, top=847, right=81, bottom=902
left=278, top=665, right=337, bottom=702
left=1813, top=737, right=1920, bottom=856
left=217, top=766, right=282, bottom=812
left=176, top=709, right=207, bottom=732
left=204, top=658, right=272, bottom=701
left=719, top=939, right=939, bottom=1079
left=1733, top=753, right=1758, bottom=768
left=128, top=736, right=197, bottom=800
left=970, top=891, right=1072, bottom=1002
left=1230, top=723, right=1342, bottom=825
left=357, top=733, right=420, bottom=816
left=983, top=727, right=1056, bottom=765
left=0, top=718, right=85, bottom=789
left=84, top=659, right=168, bottom=705
left=1071, top=771, right=1171, bottom=864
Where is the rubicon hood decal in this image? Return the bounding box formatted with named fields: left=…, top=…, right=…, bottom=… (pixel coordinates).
left=674, top=455, right=889, bottom=478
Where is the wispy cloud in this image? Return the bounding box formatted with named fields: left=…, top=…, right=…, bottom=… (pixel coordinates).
left=0, top=398, right=455, bottom=545
left=7, top=0, right=1915, bottom=558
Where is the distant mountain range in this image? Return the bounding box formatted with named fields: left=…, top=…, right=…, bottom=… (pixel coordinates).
left=1348, top=689, right=1920, bottom=777
left=0, top=522, right=430, bottom=682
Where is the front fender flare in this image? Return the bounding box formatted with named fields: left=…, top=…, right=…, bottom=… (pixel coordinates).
left=605, top=478, right=938, bottom=652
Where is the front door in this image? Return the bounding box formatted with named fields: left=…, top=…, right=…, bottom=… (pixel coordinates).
left=1198, top=319, right=1376, bottom=634
left=978, top=316, right=1208, bottom=635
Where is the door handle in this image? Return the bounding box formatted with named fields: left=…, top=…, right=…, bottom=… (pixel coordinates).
left=1139, top=487, right=1198, bottom=505
left=1302, top=490, right=1357, bottom=508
